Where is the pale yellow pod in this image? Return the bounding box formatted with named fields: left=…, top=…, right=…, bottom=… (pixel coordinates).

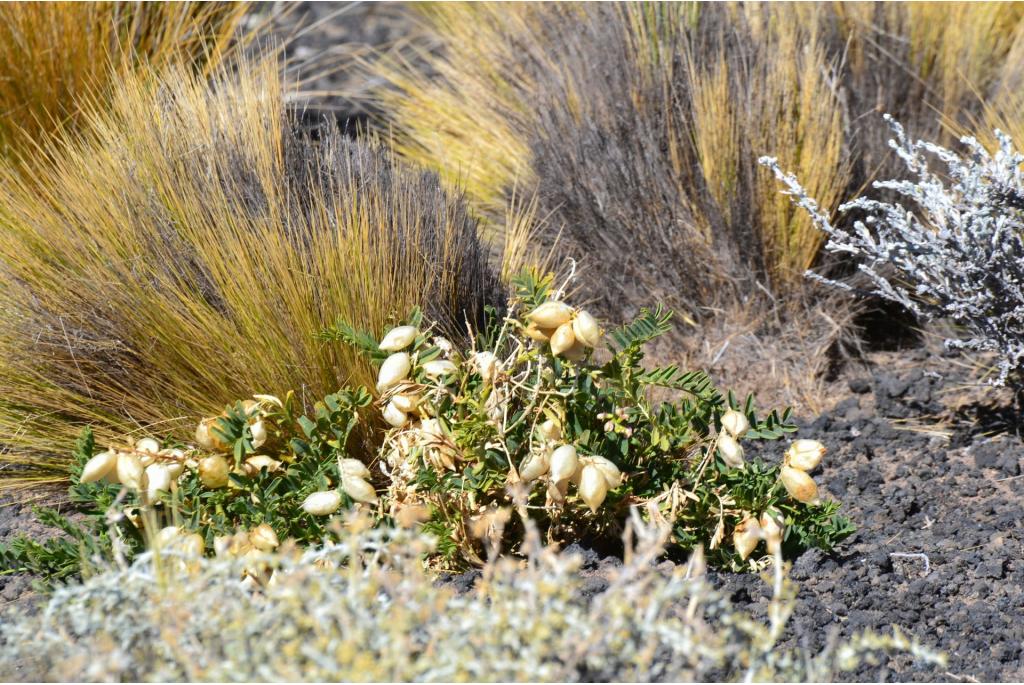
left=780, top=466, right=820, bottom=504
left=379, top=325, right=418, bottom=352
left=382, top=400, right=409, bottom=428
left=562, top=339, right=588, bottom=362
left=718, top=434, right=745, bottom=469
left=549, top=322, right=576, bottom=356
left=244, top=455, right=282, bottom=476
left=720, top=410, right=750, bottom=438
left=198, top=455, right=230, bottom=489
left=249, top=419, right=267, bottom=449
left=377, top=352, right=412, bottom=392
left=302, top=490, right=342, bottom=516
left=144, top=463, right=172, bottom=500
left=339, top=457, right=372, bottom=480
left=343, top=476, right=378, bottom=504
left=135, top=437, right=161, bottom=455
left=116, top=452, right=145, bottom=490
left=537, top=418, right=561, bottom=442
left=733, top=517, right=763, bottom=560
left=785, top=439, right=826, bottom=472
left=80, top=450, right=118, bottom=484
left=578, top=465, right=609, bottom=513
left=421, top=359, right=458, bottom=379
left=549, top=444, right=579, bottom=483
left=587, top=455, right=623, bottom=488
left=518, top=449, right=550, bottom=482
left=527, top=301, right=573, bottom=328
left=249, top=523, right=280, bottom=552
left=390, top=393, right=419, bottom=413
left=524, top=322, right=554, bottom=343
left=195, top=418, right=227, bottom=452
left=572, top=310, right=602, bottom=348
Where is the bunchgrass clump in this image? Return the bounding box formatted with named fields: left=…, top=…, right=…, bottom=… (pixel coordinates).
left=0, top=57, right=503, bottom=489
left=0, top=1, right=251, bottom=168
left=0, top=513, right=943, bottom=682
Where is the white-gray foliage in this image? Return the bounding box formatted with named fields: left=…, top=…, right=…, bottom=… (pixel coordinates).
left=761, top=115, right=1024, bottom=386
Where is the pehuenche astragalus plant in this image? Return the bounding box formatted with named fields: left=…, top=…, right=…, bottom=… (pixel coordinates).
left=0, top=514, right=941, bottom=682
left=761, top=115, right=1024, bottom=387
left=2, top=271, right=852, bottom=582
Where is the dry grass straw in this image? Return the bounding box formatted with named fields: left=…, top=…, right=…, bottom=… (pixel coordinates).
left=369, top=2, right=851, bottom=322
left=0, top=2, right=253, bottom=169
left=0, top=57, right=503, bottom=490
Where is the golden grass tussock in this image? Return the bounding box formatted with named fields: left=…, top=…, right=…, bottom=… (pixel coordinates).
left=0, top=57, right=503, bottom=489
left=0, top=2, right=253, bottom=168
left=368, top=1, right=1024, bottom=322
left=370, top=2, right=850, bottom=321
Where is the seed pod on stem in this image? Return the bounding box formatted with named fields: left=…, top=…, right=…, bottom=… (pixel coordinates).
left=198, top=455, right=230, bottom=489
left=302, top=490, right=342, bottom=516
left=116, top=452, right=145, bottom=490
left=780, top=466, right=820, bottom=504
left=527, top=301, right=573, bottom=328
left=733, top=517, right=763, bottom=561
left=421, top=359, right=458, bottom=379
left=549, top=444, right=579, bottom=483
left=339, top=457, right=372, bottom=480
left=249, top=523, right=280, bottom=552
left=382, top=400, right=409, bottom=428
left=518, top=449, right=550, bottom=482
left=145, top=463, right=172, bottom=500
left=785, top=439, right=826, bottom=472
left=377, top=352, right=412, bottom=392
left=572, top=310, right=602, bottom=348
left=759, top=509, right=785, bottom=555
left=578, top=465, right=609, bottom=513
left=549, top=322, right=576, bottom=356
left=80, top=450, right=118, bottom=484
left=718, top=434, right=745, bottom=469
left=379, top=325, right=418, bottom=352
left=720, top=409, right=749, bottom=438
left=343, top=476, right=378, bottom=504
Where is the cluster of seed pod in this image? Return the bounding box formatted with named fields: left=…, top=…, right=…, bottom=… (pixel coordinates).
left=733, top=508, right=786, bottom=561
left=375, top=325, right=465, bottom=430
left=301, top=458, right=378, bottom=516
left=524, top=301, right=602, bottom=360
left=191, top=397, right=280, bottom=489
left=779, top=439, right=826, bottom=504
left=717, top=409, right=749, bottom=469
left=211, top=523, right=283, bottom=587
left=79, top=437, right=188, bottom=501
left=517, top=420, right=623, bottom=513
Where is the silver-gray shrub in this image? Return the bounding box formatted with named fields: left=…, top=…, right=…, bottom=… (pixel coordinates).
left=0, top=512, right=942, bottom=682
left=761, top=116, right=1024, bottom=386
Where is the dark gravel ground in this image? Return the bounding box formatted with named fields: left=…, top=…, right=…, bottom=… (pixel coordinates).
left=435, top=350, right=1024, bottom=682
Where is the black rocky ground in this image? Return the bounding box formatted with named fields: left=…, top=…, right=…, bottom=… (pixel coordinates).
left=437, top=352, right=1024, bottom=683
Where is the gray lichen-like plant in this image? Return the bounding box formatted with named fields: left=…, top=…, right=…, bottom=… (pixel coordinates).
left=0, top=511, right=942, bottom=682
left=761, top=116, right=1024, bottom=386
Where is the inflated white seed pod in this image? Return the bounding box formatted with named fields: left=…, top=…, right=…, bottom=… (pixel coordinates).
left=780, top=466, right=820, bottom=504
left=343, top=476, right=378, bottom=504
left=243, top=455, right=281, bottom=476
left=379, top=325, right=419, bottom=352
left=785, top=439, right=826, bottom=472
left=249, top=523, right=280, bottom=552
left=165, top=460, right=185, bottom=480
left=339, top=457, right=372, bottom=480
left=376, top=352, right=412, bottom=392
left=198, top=455, right=230, bottom=489
left=421, top=359, right=458, bottom=379
left=195, top=418, right=227, bottom=452
left=116, top=452, right=145, bottom=490
left=563, top=340, right=588, bottom=362
left=80, top=450, right=118, bottom=484
left=382, top=400, right=409, bottom=428
left=527, top=301, right=573, bottom=328
left=135, top=437, right=161, bottom=455
left=249, top=419, right=267, bottom=449
left=145, top=464, right=172, bottom=500
left=718, top=434, right=745, bottom=469
left=759, top=509, right=785, bottom=555
left=390, top=393, right=419, bottom=413
left=720, top=410, right=750, bottom=438
left=302, top=490, right=342, bottom=516
left=523, top=322, right=554, bottom=343
left=473, top=351, right=500, bottom=384
left=549, top=444, right=579, bottom=483
left=518, top=450, right=550, bottom=482
left=549, top=322, right=576, bottom=356
left=587, top=455, right=623, bottom=488
left=578, top=465, right=609, bottom=513
left=733, top=517, right=763, bottom=561
left=572, top=310, right=602, bottom=348
left=538, top=418, right=561, bottom=442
